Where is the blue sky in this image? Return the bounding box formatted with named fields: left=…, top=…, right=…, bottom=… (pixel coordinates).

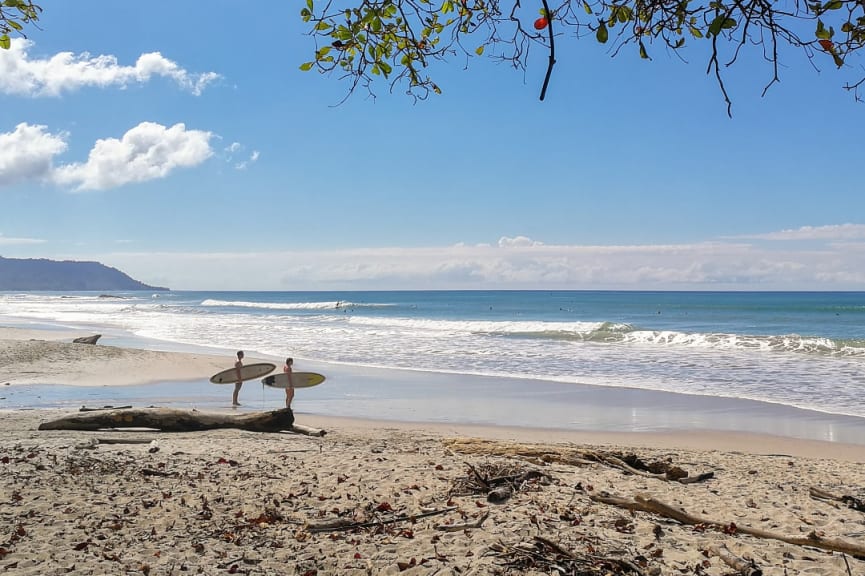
left=0, top=1, right=862, bottom=290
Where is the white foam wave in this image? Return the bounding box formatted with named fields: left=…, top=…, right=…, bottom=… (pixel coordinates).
left=200, top=299, right=392, bottom=310
left=345, top=315, right=607, bottom=334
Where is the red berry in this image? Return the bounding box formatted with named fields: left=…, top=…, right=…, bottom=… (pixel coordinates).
left=534, top=17, right=548, bottom=30
left=818, top=39, right=834, bottom=51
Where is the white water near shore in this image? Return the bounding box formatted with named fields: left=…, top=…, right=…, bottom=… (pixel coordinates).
left=3, top=321, right=865, bottom=446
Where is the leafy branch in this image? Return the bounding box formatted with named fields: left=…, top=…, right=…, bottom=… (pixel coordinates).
left=0, top=0, right=41, bottom=49
left=300, top=0, right=865, bottom=111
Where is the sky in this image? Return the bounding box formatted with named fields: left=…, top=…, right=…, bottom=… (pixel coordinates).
left=0, top=1, right=863, bottom=291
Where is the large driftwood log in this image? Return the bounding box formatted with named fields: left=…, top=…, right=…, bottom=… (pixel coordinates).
left=38, top=407, right=297, bottom=433
left=591, top=492, right=865, bottom=557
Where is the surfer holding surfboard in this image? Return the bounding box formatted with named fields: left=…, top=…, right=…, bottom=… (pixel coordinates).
left=232, top=350, right=244, bottom=407
left=283, top=357, right=295, bottom=410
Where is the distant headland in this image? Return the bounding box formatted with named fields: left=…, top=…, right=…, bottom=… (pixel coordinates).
left=0, top=256, right=168, bottom=291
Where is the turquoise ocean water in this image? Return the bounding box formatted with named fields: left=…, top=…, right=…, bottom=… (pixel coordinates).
left=2, top=290, right=864, bottom=440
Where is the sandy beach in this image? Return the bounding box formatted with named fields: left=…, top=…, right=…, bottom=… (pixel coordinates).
left=3, top=327, right=865, bottom=574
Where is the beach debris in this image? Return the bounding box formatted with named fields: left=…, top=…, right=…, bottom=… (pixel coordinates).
left=72, top=334, right=101, bottom=345
left=707, top=543, right=763, bottom=575
left=435, top=510, right=490, bottom=532
left=79, top=405, right=133, bottom=412
left=289, top=423, right=327, bottom=437
left=591, top=492, right=865, bottom=557
left=307, top=506, right=458, bottom=533
left=451, top=461, right=549, bottom=504
left=38, top=407, right=297, bottom=433
left=810, top=487, right=865, bottom=513
left=443, top=438, right=715, bottom=484
left=490, top=535, right=651, bottom=575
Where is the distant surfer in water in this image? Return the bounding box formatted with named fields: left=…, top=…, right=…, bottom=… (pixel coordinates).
left=232, top=350, right=244, bottom=407
left=283, top=357, right=295, bottom=409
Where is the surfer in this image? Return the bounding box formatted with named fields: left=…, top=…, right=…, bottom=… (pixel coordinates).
left=232, top=350, right=244, bottom=406
left=283, top=357, right=295, bottom=409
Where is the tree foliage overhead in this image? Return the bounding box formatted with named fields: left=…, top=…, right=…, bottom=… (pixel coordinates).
left=0, top=0, right=40, bottom=49
left=300, top=0, right=865, bottom=112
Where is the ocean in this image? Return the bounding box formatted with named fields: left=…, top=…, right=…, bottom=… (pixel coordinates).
left=2, top=290, right=864, bottom=440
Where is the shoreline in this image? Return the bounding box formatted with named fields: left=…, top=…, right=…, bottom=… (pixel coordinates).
left=3, top=324, right=865, bottom=452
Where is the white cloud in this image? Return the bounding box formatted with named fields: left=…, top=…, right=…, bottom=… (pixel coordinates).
left=734, top=223, right=865, bottom=241
left=0, top=39, right=220, bottom=97
left=498, top=235, right=544, bottom=248
left=0, top=233, right=45, bottom=246
left=222, top=141, right=259, bottom=170
left=82, top=232, right=865, bottom=291
left=0, top=123, right=68, bottom=186
left=52, top=122, right=214, bottom=191
left=235, top=150, right=260, bottom=171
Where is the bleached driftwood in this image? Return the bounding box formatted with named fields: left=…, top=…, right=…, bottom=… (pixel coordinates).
left=810, top=486, right=865, bottom=513
left=591, top=492, right=865, bottom=557
left=39, top=407, right=296, bottom=433
left=289, top=423, right=327, bottom=437
left=707, top=543, right=762, bottom=576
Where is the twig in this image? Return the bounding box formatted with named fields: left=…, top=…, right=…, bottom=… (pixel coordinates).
left=307, top=506, right=457, bottom=533
left=435, top=511, right=489, bottom=532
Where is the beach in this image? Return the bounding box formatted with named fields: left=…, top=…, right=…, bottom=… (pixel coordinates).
left=2, top=327, right=865, bottom=574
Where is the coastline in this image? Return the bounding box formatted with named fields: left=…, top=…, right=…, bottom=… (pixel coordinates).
left=3, top=323, right=865, bottom=455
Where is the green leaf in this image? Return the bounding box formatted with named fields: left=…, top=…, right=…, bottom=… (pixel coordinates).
left=824, top=0, right=843, bottom=9
left=708, top=14, right=725, bottom=36
left=299, top=61, right=314, bottom=71
left=833, top=53, right=844, bottom=67
left=816, top=19, right=831, bottom=39
left=721, top=18, right=736, bottom=29
left=583, top=1, right=592, bottom=14
left=841, top=22, right=853, bottom=32
left=306, top=0, right=313, bottom=11
left=596, top=22, right=608, bottom=43
left=475, top=45, right=484, bottom=55
left=315, top=21, right=331, bottom=31
left=639, top=40, right=649, bottom=59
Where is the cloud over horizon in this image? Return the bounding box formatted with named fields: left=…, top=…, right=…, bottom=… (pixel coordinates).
left=73, top=229, right=865, bottom=291
left=730, top=223, right=865, bottom=241
left=0, top=39, right=221, bottom=97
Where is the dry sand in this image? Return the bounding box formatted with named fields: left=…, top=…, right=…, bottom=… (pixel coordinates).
left=0, top=326, right=265, bottom=387
left=2, top=327, right=865, bottom=575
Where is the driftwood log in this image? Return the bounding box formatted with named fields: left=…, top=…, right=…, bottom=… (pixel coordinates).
left=591, top=492, right=865, bottom=557
left=38, top=407, right=297, bottom=433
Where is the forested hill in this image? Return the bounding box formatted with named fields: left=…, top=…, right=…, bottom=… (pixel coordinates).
left=0, top=257, right=168, bottom=291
